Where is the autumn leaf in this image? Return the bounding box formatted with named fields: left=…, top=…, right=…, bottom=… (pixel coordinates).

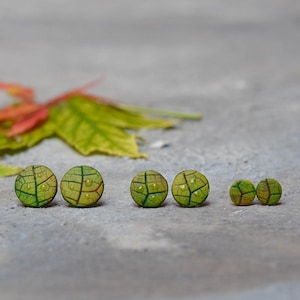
left=0, top=164, right=23, bottom=177
left=0, top=80, right=201, bottom=161
left=50, top=96, right=174, bottom=157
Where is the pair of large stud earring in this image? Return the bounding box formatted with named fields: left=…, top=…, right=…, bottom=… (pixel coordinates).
left=130, top=170, right=209, bottom=208
left=15, top=165, right=104, bottom=208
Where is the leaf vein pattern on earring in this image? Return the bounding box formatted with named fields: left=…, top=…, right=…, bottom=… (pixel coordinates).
left=172, top=170, right=209, bottom=208
left=256, top=178, right=282, bottom=205
left=229, top=179, right=255, bottom=206
left=60, top=165, right=104, bottom=208
left=15, top=165, right=58, bottom=208
left=130, top=170, right=168, bottom=208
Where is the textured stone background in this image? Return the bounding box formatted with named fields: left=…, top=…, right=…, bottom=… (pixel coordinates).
left=0, top=1, right=300, bottom=299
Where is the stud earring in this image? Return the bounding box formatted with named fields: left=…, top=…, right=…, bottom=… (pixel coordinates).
left=15, top=165, right=58, bottom=207
left=229, top=179, right=256, bottom=206
left=60, top=165, right=104, bottom=207
left=256, top=178, right=282, bottom=205
left=130, top=170, right=168, bottom=208
left=171, top=170, right=209, bottom=207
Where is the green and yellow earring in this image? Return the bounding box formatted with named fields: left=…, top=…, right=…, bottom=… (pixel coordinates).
left=256, top=178, right=282, bottom=205
left=171, top=170, right=209, bottom=207
left=130, top=170, right=168, bottom=208
left=60, top=165, right=104, bottom=207
left=15, top=165, right=57, bottom=208
left=229, top=179, right=256, bottom=206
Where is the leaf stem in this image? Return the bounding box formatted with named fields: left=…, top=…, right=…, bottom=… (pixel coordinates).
left=119, top=104, right=201, bottom=120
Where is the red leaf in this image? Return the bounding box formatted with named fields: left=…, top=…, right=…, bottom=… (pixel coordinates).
left=7, top=106, right=48, bottom=137
left=0, top=81, right=35, bottom=103
left=0, top=103, right=41, bottom=122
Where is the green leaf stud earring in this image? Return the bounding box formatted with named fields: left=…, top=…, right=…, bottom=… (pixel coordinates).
left=171, top=170, right=209, bottom=207
left=60, top=165, right=104, bottom=207
left=229, top=179, right=256, bottom=206
left=130, top=170, right=168, bottom=208
left=15, top=165, right=57, bottom=207
left=256, top=178, right=282, bottom=205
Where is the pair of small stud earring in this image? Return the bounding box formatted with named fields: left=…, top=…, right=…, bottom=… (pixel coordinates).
left=130, top=169, right=210, bottom=208
left=15, top=165, right=104, bottom=208
left=229, top=178, right=282, bottom=206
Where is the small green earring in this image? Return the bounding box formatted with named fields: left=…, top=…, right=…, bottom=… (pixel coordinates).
left=15, top=165, right=57, bottom=208
left=229, top=179, right=256, bottom=206
left=60, top=165, right=104, bottom=207
left=256, top=178, right=282, bottom=205
left=130, top=170, right=168, bottom=208
left=171, top=170, right=209, bottom=207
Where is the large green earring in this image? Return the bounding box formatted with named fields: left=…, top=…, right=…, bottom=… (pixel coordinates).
left=60, top=165, right=104, bottom=207
left=15, top=165, right=57, bottom=207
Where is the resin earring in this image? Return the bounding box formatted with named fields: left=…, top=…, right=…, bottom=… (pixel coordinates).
left=130, top=170, right=168, bottom=208
left=256, top=178, right=282, bottom=205
left=171, top=170, right=209, bottom=207
left=15, top=165, right=57, bottom=207
left=60, top=165, right=104, bottom=207
left=229, top=179, right=256, bottom=206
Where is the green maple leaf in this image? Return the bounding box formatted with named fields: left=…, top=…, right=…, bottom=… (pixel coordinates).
left=50, top=96, right=175, bottom=158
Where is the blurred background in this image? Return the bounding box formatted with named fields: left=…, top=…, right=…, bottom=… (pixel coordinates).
left=1, top=0, right=299, bottom=104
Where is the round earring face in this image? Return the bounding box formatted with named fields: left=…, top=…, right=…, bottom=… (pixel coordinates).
left=60, top=165, right=104, bottom=207
left=15, top=165, right=57, bottom=208
left=171, top=170, right=209, bottom=207
left=256, top=178, right=282, bottom=205
left=130, top=170, right=168, bottom=208
left=229, top=179, right=256, bottom=206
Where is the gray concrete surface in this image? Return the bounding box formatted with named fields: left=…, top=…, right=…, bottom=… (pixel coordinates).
left=1, top=0, right=300, bottom=299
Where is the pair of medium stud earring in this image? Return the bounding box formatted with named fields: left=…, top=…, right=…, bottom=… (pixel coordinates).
left=229, top=178, right=282, bottom=206
left=15, top=165, right=104, bottom=208
left=130, top=169, right=209, bottom=208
